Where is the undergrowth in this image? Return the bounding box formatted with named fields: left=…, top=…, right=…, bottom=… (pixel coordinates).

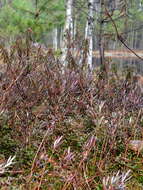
left=0, top=37, right=143, bottom=189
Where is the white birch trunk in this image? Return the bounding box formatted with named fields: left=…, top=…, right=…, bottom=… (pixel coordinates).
left=73, top=18, right=77, bottom=40
left=53, top=27, right=58, bottom=51
left=85, top=0, right=95, bottom=71
left=85, top=21, right=88, bottom=39
left=60, top=27, right=63, bottom=49
left=65, top=0, right=73, bottom=36
left=62, top=0, right=73, bottom=65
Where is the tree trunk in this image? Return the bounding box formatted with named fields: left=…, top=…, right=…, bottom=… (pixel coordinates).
left=65, top=0, right=73, bottom=36
left=62, top=0, right=74, bottom=65
left=99, top=0, right=105, bottom=67
left=53, top=28, right=58, bottom=51
left=60, top=27, right=63, bottom=49
left=85, top=0, right=95, bottom=71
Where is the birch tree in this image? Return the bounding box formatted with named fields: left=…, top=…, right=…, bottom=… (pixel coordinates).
left=53, top=27, right=58, bottom=50
left=53, top=26, right=63, bottom=50
left=85, top=0, right=95, bottom=71
left=62, top=0, right=74, bottom=65
left=64, top=0, right=74, bottom=36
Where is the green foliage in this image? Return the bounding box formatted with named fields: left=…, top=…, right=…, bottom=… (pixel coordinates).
left=0, top=0, right=143, bottom=47
left=96, top=184, right=102, bottom=190
left=137, top=175, right=143, bottom=185
left=0, top=0, right=65, bottom=43
left=17, top=147, right=35, bottom=167
left=0, top=124, right=18, bottom=157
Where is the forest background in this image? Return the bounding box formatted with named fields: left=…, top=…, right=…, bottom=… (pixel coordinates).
left=0, top=0, right=142, bottom=48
